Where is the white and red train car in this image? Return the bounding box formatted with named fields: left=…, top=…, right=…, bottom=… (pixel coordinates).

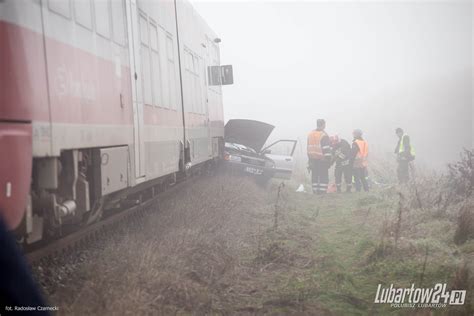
left=0, top=0, right=232, bottom=243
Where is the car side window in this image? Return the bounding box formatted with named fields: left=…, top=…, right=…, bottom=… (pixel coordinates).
left=264, top=140, right=297, bottom=156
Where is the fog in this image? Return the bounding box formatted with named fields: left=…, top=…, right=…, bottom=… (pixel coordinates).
left=193, top=0, right=473, bottom=168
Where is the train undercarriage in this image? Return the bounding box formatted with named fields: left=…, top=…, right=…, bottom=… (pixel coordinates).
left=16, top=145, right=220, bottom=246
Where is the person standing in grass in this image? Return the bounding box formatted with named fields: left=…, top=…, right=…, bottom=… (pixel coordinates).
left=394, top=127, right=415, bottom=184
left=330, top=135, right=353, bottom=193
left=307, top=119, right=332, bottom=194
left=352, top=129, right=369, bottom=192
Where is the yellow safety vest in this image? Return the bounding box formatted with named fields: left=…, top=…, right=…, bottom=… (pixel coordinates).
left=399, top=134, right=415, bottom=156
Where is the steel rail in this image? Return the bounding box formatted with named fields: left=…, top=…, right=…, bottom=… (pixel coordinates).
left=25, top=176, right=194, bottom=264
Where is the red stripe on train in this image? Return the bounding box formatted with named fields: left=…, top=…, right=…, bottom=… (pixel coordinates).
left=0, top=21, right=49, bottom=122
left=0, top=20, right=134, bottom=125
left=45, top=35, right=133, bottom=125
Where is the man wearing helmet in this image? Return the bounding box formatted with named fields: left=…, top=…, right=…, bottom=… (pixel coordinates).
left=330, top=135, right=353, bottom=193
left=352, top=129, right=369, bottom=192
left=307, top=119, right=332, bottom=194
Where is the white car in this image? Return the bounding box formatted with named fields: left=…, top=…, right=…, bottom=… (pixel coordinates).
left=224, top=119, right=297, bottom=181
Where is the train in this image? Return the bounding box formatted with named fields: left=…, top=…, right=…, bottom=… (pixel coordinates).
left=0, top=0, right=233, bottom=243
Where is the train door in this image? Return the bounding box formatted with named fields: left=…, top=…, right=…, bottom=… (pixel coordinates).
left=126, top=0, right=145, bottom=179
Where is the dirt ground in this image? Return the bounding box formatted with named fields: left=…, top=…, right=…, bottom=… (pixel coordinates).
left=33, top=172, right=473, bottom=315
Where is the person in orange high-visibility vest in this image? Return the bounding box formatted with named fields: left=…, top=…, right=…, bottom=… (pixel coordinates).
left=307, top=119, right=332, bottom=194
left=351, top=129, right=369, bottom=192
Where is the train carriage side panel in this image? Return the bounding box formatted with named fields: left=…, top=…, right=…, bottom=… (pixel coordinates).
left=135, top=0, right=184, bottom=179
left=0, top=0, right=226, bottom=240
left=40, top=0, right=134, bottom=156
left=176, top=0, right=225, bottom=165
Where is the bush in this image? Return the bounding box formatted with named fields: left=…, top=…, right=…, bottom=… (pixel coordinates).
left=454, top=203, right=474, bottom=245
left=447, top=149, right=473, bottom=199
left=447, top=149, right=474, bottom=245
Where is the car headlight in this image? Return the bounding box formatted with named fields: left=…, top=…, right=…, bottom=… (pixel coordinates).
left=230, top=155, right=241, bottom=162
left=224, top=152, right=241, bottom=162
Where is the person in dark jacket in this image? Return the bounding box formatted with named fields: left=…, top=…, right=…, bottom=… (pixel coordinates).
left=0, top=210, right=49, bottom=314
left=394, top=128, right=415, bottom=183
left=351, top=129, right=369, bottom=192
left=307, top=119, right=332, bottom=194
left=330, top=135, right=353, bottom=193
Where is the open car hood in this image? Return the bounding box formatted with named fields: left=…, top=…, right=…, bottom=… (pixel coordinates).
left=225, top=119, right=275, bottom=152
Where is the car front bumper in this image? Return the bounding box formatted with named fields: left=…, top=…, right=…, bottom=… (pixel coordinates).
left=223, top=160, right=276, bottom=178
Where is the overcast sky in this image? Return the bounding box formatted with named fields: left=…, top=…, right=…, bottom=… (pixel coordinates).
left=193, top=0, right=472, bottom=167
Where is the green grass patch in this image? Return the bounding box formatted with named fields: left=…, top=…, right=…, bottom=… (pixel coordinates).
left=260, top=183, right=472, bottom=315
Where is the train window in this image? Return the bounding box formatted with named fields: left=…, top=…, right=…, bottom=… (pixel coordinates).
left=184, top=50, right=203, bottom=114
left=150, top=23, right=158, bottom=51
left=74, top=0, right=92, bottom=30
left=166, top=36, right=176, bottom=110
left=49, top=0, right=71, bottom=19
left=188, top=53, right=194, bottom=71
left=152, top=53, right=163, bottom=107
left=111, top=0, right=126, bottom=45
left=166, top=36, right=174, bottom=62
left=158, top=28, right=170, bottom=108
left=150, top=23, right=163, bottom=108
left=187, top=51, right=202, bottom=114
left=141, top=50, right=153, bottom=106
left=193, top=56, right=202, bottom=113
left=139, top=14, right=148, bottom=45
left=139, top=15, right=152, bottom=106
left=184, top=50, right=191, bottom=71
left=184, top=50, right=194, bottom=112
left=192, top=56, right=199, bottom=74
left=168, top=63, right=175, bottom=110
left=94, top=0, right=110, bottom=39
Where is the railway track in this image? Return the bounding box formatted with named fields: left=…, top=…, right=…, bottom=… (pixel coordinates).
left=25, top=177, right=192, bottom=265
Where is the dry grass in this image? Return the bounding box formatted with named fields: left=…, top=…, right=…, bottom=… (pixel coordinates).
left=35, top=151, right=474, bottom=315
left=41, top=174, right=329, bottom=315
